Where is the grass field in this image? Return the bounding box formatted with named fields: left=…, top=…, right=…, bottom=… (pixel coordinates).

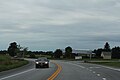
left=0, top=55, right=29, bottom=72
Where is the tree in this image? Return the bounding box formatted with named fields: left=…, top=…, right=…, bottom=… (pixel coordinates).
left=112, top=46, right=120, bottom=58
left=29, top=53, right=36, bottom=58
left=54, top=49, right=63, bottom=58
left=93, top=48, right=103, bottom=58
left=104, top=42, right=111, bottom=52
left=65, top=46, right=72, bottom=58
left=93, top=42, right=111, bottom=58
left=8, top=42, right=19, bottom=57
left=23, top=47, right=28, bottom=54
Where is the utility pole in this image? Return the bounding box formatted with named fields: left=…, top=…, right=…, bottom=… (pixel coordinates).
left=90, top=50, right=92, bottom=60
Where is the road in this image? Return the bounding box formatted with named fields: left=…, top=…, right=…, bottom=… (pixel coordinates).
left=55, top=61, right=120, bottom=80
left=0, top=59, right=120, bottom=80
left=0, top=59, right=57, bottom=80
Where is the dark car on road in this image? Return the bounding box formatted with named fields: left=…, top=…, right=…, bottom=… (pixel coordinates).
left=35, top=57, right=49, bottom=68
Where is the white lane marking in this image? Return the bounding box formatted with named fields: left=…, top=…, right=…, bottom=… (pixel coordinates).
left=67, top=62, right=85, bottom=68
left=93, top=71, right=96, bottom=73
left=89, top=70, right=92, bottom=71
left=0, top=68, right=34, bottom=80
left=103, top=78, right=107, bottom=80
left=97, top=74, right=100, bottom=76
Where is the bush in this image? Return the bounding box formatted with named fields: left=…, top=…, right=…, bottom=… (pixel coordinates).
left=0, top=55, right=29, bottom=72
left=29, top=53, right=36, bottom=58
left=0, top=55, right=10, bottom=61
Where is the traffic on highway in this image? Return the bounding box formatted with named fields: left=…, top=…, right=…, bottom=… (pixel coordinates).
left=0, top=59, right=120, bottom=80
left=0, top=0, right=120, bottom=80
left=35, top=57, right=49, bottom=68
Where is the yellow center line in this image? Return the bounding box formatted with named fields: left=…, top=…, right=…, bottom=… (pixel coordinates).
left=47, top=62, right=62, bottom=80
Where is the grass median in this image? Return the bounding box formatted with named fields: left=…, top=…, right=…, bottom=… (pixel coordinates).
left=0, top=55, right=29, bottom=72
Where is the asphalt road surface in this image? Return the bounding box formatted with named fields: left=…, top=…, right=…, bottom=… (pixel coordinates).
left=0, top=59, right=120, bottom=80
left=0, top=59, right=57, bottom=80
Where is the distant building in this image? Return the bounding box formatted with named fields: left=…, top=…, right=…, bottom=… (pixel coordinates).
left=61, top=49, right=95, bottom=58
left=101, top=52, right=111, bottom=59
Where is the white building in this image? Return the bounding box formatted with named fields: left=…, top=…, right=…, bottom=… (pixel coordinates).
left=61, top=49, right=95, bottom=58
left=101, top=52, right=111, bottom=59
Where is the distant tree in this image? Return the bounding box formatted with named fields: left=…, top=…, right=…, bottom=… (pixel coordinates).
left=28, top=51, right=32, bottom=54
left=46, top=51, right=53, bottom=55
left=23, top=47, right=28, bottom=54
left=65, top=46, right=72, bottom=58
left=29, top=53, right=36, bottom=58
left=112, top=46, right=120, bottom=58
left=54, top=49, right=63, bottom=58
left=104, top=42, right=111, bottom=52
left=0, top=50, right=7, bottom=55
left=22, top=47, right=28, bottom=57
left=93, top=42, right=111, bottom=58
left=93, top=48, right=103, bottom=58
left=8, top=42, right=19, bottom=57
left=46, top=51, right=54, bottom=58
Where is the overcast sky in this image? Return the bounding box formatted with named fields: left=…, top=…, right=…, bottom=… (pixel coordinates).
left=0, top=0, right=120, bottom=51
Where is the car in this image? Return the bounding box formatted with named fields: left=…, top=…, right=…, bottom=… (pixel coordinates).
left=35, top=57, right=49, bottom=68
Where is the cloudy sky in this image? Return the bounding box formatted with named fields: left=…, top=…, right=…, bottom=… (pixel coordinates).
left=0, top=0, right=120, bottom=51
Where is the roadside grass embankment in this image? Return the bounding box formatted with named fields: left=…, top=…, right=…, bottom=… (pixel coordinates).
left=0, top=55, right=29, bottom=72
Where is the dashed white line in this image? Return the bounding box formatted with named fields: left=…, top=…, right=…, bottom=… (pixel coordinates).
left=0, top=68, right=34, bottom=80
left=102, top=78, right=107, bottom=80
left=93, top=71, right=96, bottom=73
left=97, top=74, right=100, bottom=76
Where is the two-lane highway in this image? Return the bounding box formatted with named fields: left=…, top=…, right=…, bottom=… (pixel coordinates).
left=0, top=59, right=120, bottom=80
left=0, top=59, right=57, bottom=80
left=55, top=61, right=120, bottom=80
left=54, top=61, right=102, bottom=80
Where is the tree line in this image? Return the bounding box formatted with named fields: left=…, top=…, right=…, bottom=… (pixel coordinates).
left=1, top=41, right=120, bottom=59
left=53, top=46, right=77, bottom=59
left=0, top=42, right=75, bottom=59
left=93, top=42, right=120, bottom=59
left=1, top=42, right=28, bottom=58
left=4, top=42, right=53, bottom=58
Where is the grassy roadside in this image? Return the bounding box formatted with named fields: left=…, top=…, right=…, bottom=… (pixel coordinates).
left=0, top=55, right=29, bottom=72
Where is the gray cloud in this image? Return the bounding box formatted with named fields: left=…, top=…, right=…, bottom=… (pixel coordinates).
left=0, top=0, right=120, bottom=51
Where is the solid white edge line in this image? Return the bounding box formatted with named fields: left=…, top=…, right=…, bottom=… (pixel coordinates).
left=0, top=68, right=34, bottom=80
left=87, top=62, right=120, bottom=72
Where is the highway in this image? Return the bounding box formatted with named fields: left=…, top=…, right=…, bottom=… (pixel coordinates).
left=0, top=59, right=57, bottom=80
left=0, top=59, right=120, bottom=80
